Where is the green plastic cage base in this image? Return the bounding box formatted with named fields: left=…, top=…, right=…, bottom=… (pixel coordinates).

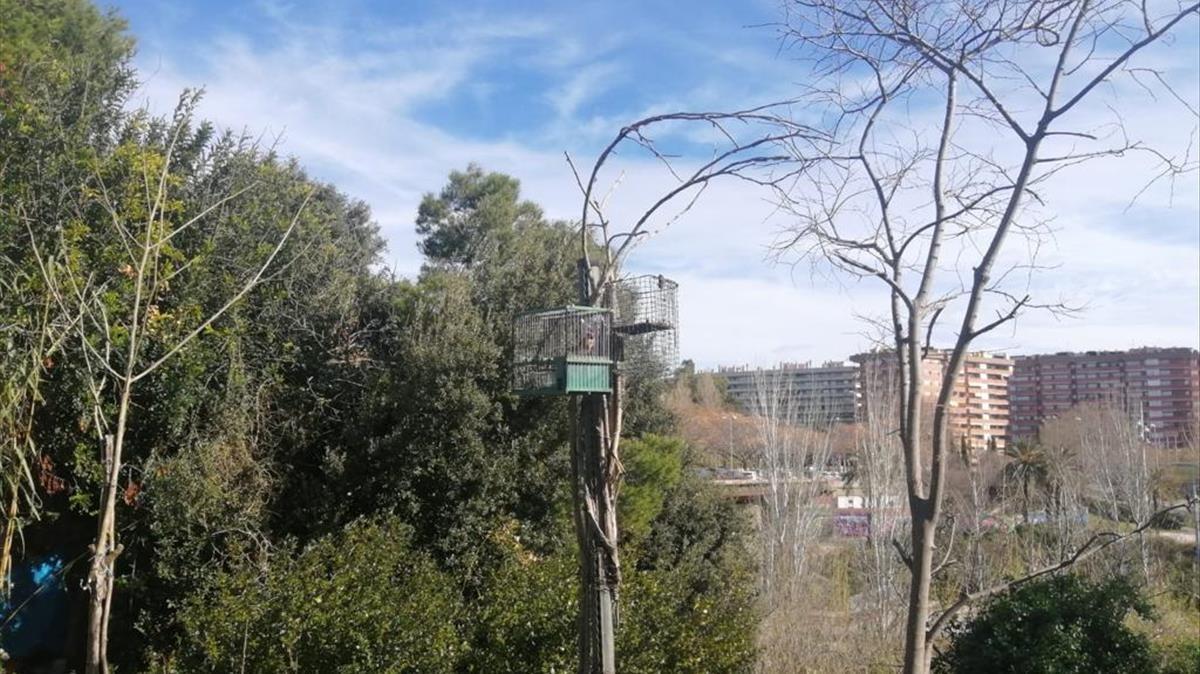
left=513, top=356, right=612, bottom=397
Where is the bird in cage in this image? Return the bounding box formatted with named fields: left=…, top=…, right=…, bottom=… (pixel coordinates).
left=577, top=316, right=599, bottom=357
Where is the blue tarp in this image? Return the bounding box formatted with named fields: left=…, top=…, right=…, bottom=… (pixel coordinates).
left=1, top=554, right=68, bottom=658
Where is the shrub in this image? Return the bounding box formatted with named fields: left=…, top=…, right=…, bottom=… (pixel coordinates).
left=459, top=530, right=577, bottom=674
left=176, top=517, right=461, bottom=673
left=619, top=434, right=685, bottom=544
left=933, top=574, right=1156, bottom=674
left=461, top=440, right=758, bottom=674
left=1155, top=637, right=1200, bottom=674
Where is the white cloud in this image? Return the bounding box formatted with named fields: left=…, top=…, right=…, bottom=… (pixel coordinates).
left=673, top=271, right=885, bottom=368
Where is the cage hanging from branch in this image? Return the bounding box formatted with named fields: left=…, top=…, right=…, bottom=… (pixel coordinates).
left=611, top=274, right=679, bottom=376
left=512, top=306, right=613, bottom=397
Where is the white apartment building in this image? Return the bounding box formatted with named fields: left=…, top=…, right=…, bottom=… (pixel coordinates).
left=717, top=361, right=862, bottom=424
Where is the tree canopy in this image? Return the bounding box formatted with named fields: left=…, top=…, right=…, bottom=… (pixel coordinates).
left=0, top=3, right=758, bottom=670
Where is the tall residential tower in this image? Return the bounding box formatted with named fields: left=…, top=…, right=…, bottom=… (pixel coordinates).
left=852, top=350, right=1013, bottom=452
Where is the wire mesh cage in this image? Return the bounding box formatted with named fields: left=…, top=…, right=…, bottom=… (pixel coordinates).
left=512, top=306, right=613, bottom=396
left=611, top=275, right=679, bottom=375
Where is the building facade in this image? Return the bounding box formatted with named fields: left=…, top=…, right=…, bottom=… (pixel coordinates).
left=852, top=349, right=1013, bottom=452
left=947, top=351, right=1014, bottom=452
left=717, top=346, right=1200, bottom=450
left=1008, top=347, right=1200, bottom=447
left=718, top=361, right=861, bottom=424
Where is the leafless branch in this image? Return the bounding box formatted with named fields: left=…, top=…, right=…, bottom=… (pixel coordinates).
left=774, top=2, right=1198, bottom=670
left=571, top=102, right=825, bottom=302
left=927, top=497, right=1199, bottom=642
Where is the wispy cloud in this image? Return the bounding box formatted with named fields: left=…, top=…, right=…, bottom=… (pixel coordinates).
left=548, top=62, right=623, bottom=119
left=118, top=0, right=1200, bottom=366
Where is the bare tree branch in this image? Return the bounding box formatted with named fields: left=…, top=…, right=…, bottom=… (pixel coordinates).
left=926, top=497, right=1199, bottom=642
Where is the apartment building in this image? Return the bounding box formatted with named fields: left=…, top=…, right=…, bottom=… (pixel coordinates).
left=852, top=349, right=1014, bottom=452
left=1008, top=347, right=1200, bottom=447
left=947, top=351, right=1014, bottom=452
left=718, top=361, right=861, bottom=424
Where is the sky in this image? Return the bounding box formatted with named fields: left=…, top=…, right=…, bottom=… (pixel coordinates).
left=110, top=0, right=1200, bottom=368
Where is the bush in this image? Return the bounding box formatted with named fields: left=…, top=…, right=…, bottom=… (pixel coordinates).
left=173, top=437, right=759, bottom=673
left=619, top=561, right=757, bottom=674
left=459, top=528, right=577, bottom=674
left=176, top=517, right=461, bottom=673
left=622, top=466, right=758, bottom=673
left=462, top=546, right=757, bottom=674
left=1155, top=638, right=1200, bottom=674
left=460, top=439, right=758, bottom=674
left=619, top=434, right=685, bottom=544
left=933, top=574, right=1156, bottom=674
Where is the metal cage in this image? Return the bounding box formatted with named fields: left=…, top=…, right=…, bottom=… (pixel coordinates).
left=611, top=275, right=679, bottom=375
left=512, top=306, right=613, bottom=396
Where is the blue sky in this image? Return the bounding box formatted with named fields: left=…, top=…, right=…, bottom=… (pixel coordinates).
left=111, top=0, right=1200, bottom=367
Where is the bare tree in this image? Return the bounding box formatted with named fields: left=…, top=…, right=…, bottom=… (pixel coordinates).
left=28, top=98, right=309, bottom=674
left=1041, top=440, right=1086, bottom=559
left=750, top=367, right=836, bottom=606
left=1045, top=402, right=1159, bottom=577
left=773, top=2, right=1198, bottom=671
left=853, top=356, right=908, bottom=643
left=566, top=104, right=820, bottom=674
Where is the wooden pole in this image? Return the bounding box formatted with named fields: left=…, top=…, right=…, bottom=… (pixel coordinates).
left=572, top=259, right=618, bottom=674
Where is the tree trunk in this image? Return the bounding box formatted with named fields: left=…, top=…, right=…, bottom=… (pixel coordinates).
left=86, top=428, right=124, bottom=674
left=1023, top=474, right=1031, bottom=525
left=569, top=260, right=621, bottom=674
left=902, top=502, right=936, bottom=674
left=572, top=392, right=618, bottom=674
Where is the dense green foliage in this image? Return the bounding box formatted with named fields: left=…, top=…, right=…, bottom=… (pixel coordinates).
left=620, top=472, right=758, bottom=674
left=0, top=0, right=138, bottom=553
left=177, top=519, right=462, bottom=673
left=933, top=574, right=1157, bottom=674
left=619, top=434, right=685, bottom=542
left=0, top=2, right=759, bottom=671
left=455, top=437, right=758, bottom=674
left=172, top=430, right=757, bottom=672
left=416, top=164, right=546, bottom=268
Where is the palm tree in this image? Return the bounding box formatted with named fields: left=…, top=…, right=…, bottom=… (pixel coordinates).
left=1003, top=441, right=1049, bottom=525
